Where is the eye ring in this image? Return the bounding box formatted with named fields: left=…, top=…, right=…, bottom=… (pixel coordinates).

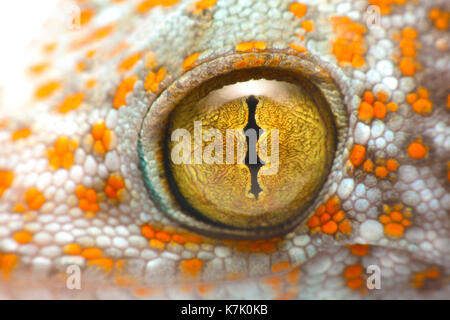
left=139, top=51, right=348, bottom=239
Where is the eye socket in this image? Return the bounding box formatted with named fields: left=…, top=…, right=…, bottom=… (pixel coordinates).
left=139, top=53, right=347, bottom=239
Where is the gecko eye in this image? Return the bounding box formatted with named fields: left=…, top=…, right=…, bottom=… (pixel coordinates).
left=167, top=79, right=336, bottom=229
left=139, top=53, right=347, bottom=238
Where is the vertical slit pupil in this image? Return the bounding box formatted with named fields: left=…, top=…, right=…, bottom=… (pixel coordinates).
left=244, top=95, right=264, bottom=199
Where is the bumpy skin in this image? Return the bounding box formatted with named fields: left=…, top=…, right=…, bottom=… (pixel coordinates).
left=0, top=0, right=449, bottom=299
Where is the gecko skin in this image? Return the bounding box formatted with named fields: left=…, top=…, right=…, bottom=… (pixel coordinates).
left=0, top=0, right=449, bottom=299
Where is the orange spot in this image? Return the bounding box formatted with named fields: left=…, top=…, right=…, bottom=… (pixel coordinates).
left=373, top=101, right=387, bottom=119
left=92, top=122, right=106, bottom=140
left=400, top=40, right=417, bottom=58
left=105, top=174, right=125, bottom=200
left=13, top=231, right=32, bottom=244
left=315, top=205, right=326, bottom=216
left=83, top=50, right=96, bottom=59
left=407, top=140, right=427, bottom=159
left=149, top=239, right=165, bottom=250
left=386, top=158, right=399, bottom=171
left=160, top=0, right=180, bottom=7
left=352, top=54, right=365, bottom=68
left=350, top=144, right=366, bottom=166
left=260, top=241, right=277, bottom=253
left=406, top=93, right=417, bottom=104
left=81, top=248, right=102, bottom=260
left=332, top=210, right=345, bottom=222
left=325, top=196, right=340, bottom=214
left=92, top=121, right=112, bottom=156
left=338, top=219, right=352, bottom=234
left=155, top=231, right=171, bottom=243
left=182, top=52, right=200, bottom=71
left=0, top=253, right=18, bottom=278
left=236, top=41, right=267, bottom=52
left=25, top=188, right=46, bottom=211
left=390, top=211, right=403, bottom=222
left=73, top=24, right=116, bottom=48
left=375, top=166, right=389, bottom=179
left=309, top=197, right=348, bottom=235
left=321, top=220, right=338, bottom=235
left=271, top=261, right=290, bottom=273
left=11, top=128, right=31, bottom=141
left=289, top=2, right=308, bottom=19
left=134, top=287, right=153, bottom=297
left=380, top=204, right=412, bottom=236
left=13, top=204, right=26, bottom=213
left=412, top=98, right=432, bottom=115
left=376, top=92, right=388, bottom=103
left=289, top=43, right=307, bottom=53
left=76, top=185, right=99, bottom=214
left=399, top=57, right=415, bottom=76
left=307, top=215, right=320, bottom=228
left=384, top=222, right=404, bottom=237
left=386, top=102, right=398, bottom=112
left=88, top=258, right=114, bottom=273
left=425, top=268, right=440, bottom=279
left=320, top=213, right=331, bottom=224
left=417, top=87, right=429, bottom=99
left=79, top=8, right=94, bottom=25
left=58, top=92, right=85, bottom=114
left=186, top=234, right=204, bottom=244
left=379, top=215, right=391, bottom=224
left=301, top=20, right=314, bottom=32
left=86, top=79, right=97, bottom=88
left=363, top=159, right=374, bottom=173
left=141, top=224, right=155, bottom=239
left=172, top=234, right=187, bottom=244
left=136, top=0, right=158, bottom=14
left=349, top=244, right=370, bottom=256
left=78, top=60, right=86, bottom=71
left=43, top=42, right=57, bottom=54
left=344, top=264, right=363, bottom=279
left=429, top=8, right=449, bottom=31
left=197, top=283, right=214, bottom=295
left=358, top=101, right=374, bottom=122
left=113, top=76, right=138, bottom=108
left=331, top=16, right=366, bottom=67
left=64, top=243, right=82, bottom=255
left=28, top=62, right=49, bottom=75
left=47, top=136, right=77, bottom=169
left=402, top=219, right=411, bottom=227
left=286, top=268, right=301, bottom=285
left=108, top=41, right=129, bottom=58
left=447, top=162, right=450, bottom=182
left=429, top=8, right=441, bottom=20
left=363, top=91, right=374, bottom=104
left=144, top=67, right=166, bottom=93
left=118, top=52, right=142, bottom=72
left=34, top=81, right=61, bottom=99
left=347, top=277, right=364, bottom=289
left=402, top=27, right=417, bottom=39
left=195, top=0, right=216, bottom=10
left=263, top=276, right=282, bottom=290
left=180, top=258, right=203, bottom=276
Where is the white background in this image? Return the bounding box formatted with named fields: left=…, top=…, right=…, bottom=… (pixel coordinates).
left=0, top=0, right=60, bottom=112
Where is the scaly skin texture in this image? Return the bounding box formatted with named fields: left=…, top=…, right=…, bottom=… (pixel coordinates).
left=0, top=0, right=449, bottom=299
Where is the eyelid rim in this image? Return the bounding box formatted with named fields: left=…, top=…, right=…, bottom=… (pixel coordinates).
left=139, top=51, right=348, bottom=239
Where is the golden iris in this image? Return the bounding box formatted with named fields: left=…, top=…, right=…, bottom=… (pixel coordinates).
left=166, top=78, right=336, bottom=229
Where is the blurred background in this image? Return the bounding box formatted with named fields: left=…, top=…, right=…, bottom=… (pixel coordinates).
left=0, top=1, right=61, bottom=112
